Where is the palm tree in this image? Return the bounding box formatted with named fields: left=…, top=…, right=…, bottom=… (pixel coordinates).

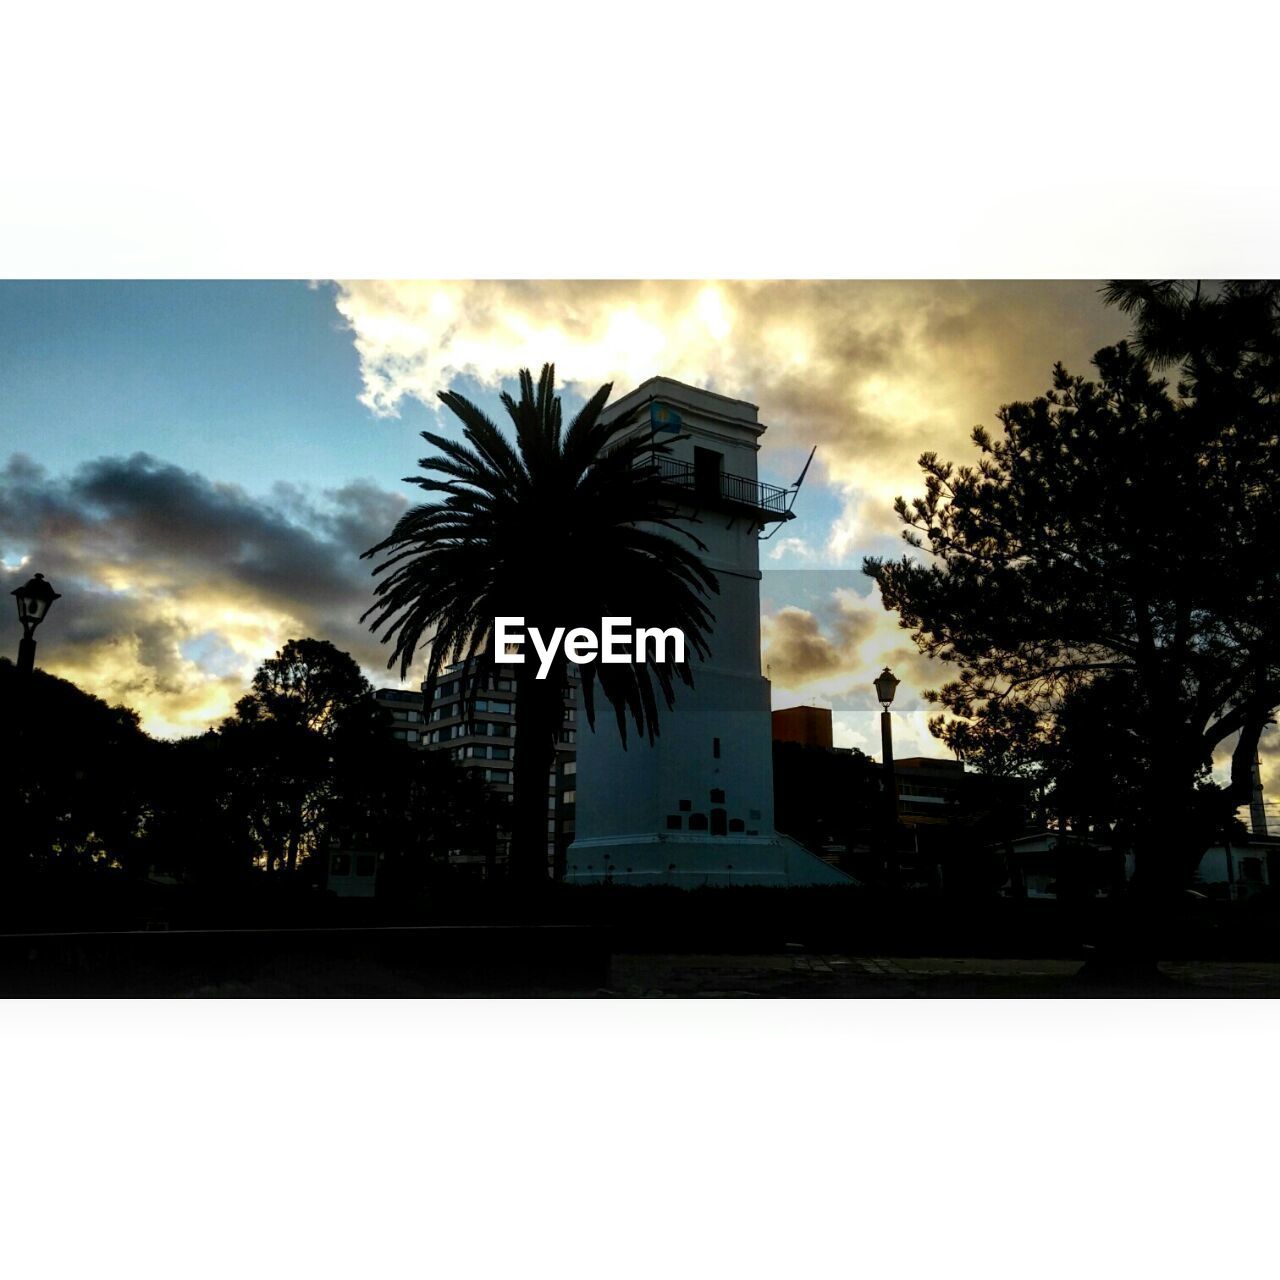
left=362, top=364, right=718, bottom=885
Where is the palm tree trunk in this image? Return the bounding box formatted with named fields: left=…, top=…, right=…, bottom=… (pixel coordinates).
left=509, top=663, right=561, bottom=887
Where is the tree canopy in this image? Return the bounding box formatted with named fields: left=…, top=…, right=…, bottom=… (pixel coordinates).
left=865, top=283, right=1280, bottom=888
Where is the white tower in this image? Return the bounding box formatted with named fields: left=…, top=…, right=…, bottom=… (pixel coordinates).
left=567, top=377, right=851, bottom=886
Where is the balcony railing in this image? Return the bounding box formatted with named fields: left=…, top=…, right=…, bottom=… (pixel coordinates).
left=647, top=455, right=791, bottom=517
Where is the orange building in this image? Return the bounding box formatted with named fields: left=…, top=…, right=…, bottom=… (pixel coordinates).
left=771, top=705, right=834, bottom=750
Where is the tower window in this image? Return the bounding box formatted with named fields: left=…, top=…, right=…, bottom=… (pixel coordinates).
left=688, top=813, right=708, bottom=831
left=666, top=815, right=683, bottom=830
left=729, top=818, right=745, bottom=833
left=678, top=799, right=692, bottom=812
left=713, top=737, right=721, bottom=759
left=710, top=788, right=725, bottom=804
left=710, top=808, right=728, bottom=837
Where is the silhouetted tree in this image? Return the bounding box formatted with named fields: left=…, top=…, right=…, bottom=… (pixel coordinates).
left=865, top=283, right=1280, bottom=897
left=221, top=638, right=381, bottom=873
left=139, top=731, right=258, bottom=885
left=1, top=658, right=153, bottom=874
left=932, top=696, right=1049, bottom=781
left=331, top=743, right=503, bottom=896
left=362, top=364, right=718, bottom=884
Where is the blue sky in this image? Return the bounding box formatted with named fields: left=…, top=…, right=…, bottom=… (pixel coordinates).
left=0, top=281, right=430, bottom=499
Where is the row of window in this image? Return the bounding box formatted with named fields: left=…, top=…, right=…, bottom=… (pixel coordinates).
left=452, top=744, right=513, bottom=761
left=427, top=721, right=516, bottom=744
left=675, top=789, right=726, bottom=811
left=665, top=811, right=746, bottom=835
left=465, top=767, right=514, bottom=785
left=432, top=677, right=517, bottom=701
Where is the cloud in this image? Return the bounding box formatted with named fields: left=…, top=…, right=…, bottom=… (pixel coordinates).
left=0, top=453, right=408, bottom=737
left=331, top=280, right=1131, bottom=559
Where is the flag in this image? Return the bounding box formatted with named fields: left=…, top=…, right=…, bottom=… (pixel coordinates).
left=649, top=402, right=682, bottom=433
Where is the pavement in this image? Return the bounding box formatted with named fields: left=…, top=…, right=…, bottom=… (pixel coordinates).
left=52, top=950, right=1280, bottom=998
left=592, top=954, right=1280, bottom=998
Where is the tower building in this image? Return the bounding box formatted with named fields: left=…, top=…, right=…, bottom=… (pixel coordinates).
left=567, top=377, right=851, bottom=886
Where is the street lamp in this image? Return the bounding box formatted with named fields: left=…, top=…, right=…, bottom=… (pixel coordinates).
left=874, top=667, right=900, bottom=880
left=11, top=572, right=61, bottom=676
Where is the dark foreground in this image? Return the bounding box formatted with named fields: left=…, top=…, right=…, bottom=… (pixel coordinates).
left=600, top=953, right=1280, bottom=998
left=4, top=927, right=1280, bottom=996
left=5, top=883, right=1280, bottom=996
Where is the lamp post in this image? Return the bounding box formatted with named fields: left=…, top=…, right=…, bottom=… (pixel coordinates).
left=874, top=667, right=900, bottom=880
left=11, top=573, right=61, bottom=676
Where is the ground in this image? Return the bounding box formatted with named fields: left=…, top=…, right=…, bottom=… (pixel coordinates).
left=176, top=953, right=1280, bottom=997
left=593, top=954, right=1280, bottom=998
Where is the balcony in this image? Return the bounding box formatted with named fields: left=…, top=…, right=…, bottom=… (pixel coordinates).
left=647, top=455, right=793, bottom=520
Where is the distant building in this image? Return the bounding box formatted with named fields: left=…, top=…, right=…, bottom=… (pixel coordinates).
left=376, top=659, right=578, bottom=879
left=375, top=687, right=426, bottom=745
left=996, top=832, right=1119, bottom=899
left=1195, top=838, right=1275, bottom=899
left=771, top=705, right=834, bottom=750
left=892, top=757, right=970, bottom=825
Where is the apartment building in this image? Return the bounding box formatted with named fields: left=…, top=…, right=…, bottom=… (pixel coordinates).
left=376, top=659, right=579, bottom=877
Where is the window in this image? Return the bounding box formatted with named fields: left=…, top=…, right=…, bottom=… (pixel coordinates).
left=562, top=789, right=576, bottom=805
left=491, top=746, right=511, bottom=760
left=713, top=737, right=721, bottom=759
left=489, top=700, right=512, bottom=715
left=407, top=730, right=419, bottom=743
left=679, top=799, right=692, bottom=812
left=710, top=788, right=725, bottom=804
left=688, top=813, right=708, bottom=831
left=729, top=818, right=745, bottom=833
left=564, top=760, right=576, bottom=776
left=710, top=809, right=727, bottom=836
left=355, top=855, right=376, bottom=877
left=666, top=815, right=683, bottom=830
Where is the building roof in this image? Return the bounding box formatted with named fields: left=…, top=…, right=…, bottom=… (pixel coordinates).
left=600, top=377, right=766, bottom=436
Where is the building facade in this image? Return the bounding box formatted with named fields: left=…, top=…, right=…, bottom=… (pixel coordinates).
left=567, top=378, right=851, bottom=887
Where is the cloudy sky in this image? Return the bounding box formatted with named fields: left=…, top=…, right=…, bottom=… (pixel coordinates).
left=1, top=279, right=1167, bottom=767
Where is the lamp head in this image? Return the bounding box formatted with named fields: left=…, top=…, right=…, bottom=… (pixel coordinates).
left=874, top=666, right=900, bottom=709
left=12, top=573, right=60, bottom=633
